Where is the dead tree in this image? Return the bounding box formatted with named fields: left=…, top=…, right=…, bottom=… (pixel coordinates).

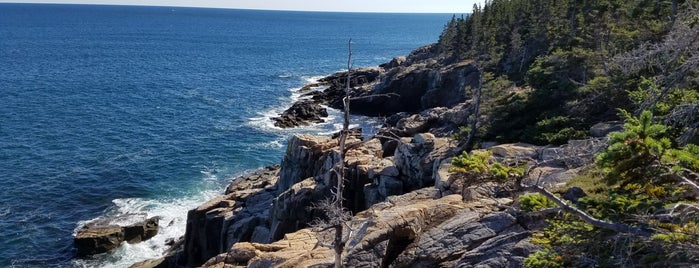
left=612, top=2, right=699, bottom=122
left=330, top=38, right=353, bottom=268
left=310, top=39, right=354, bottom=268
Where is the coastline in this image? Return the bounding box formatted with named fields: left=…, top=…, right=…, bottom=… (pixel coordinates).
left=127, top=45, right=563, bottom=267
left=0, top=5, right=459, bottom=266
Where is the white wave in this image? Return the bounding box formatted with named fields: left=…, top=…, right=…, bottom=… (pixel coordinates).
left=302, top=75, right=325, bottom=84
left=72, top=185, right=222, bottom=268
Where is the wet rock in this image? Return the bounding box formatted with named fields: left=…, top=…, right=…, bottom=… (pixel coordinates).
left=271, top=100, right=328, bottom=128
left=75, top=216, right=161, bottom=257
left=299, top=82, right=328, bottom=91
left=129, top=257, right=168, bottom=268
left=123, top=217, right=159, bottom=244
left=74, top=225, right=124, bottom=256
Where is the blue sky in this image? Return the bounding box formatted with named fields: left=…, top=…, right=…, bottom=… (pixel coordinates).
left=0, top=0, right=476, bottom=13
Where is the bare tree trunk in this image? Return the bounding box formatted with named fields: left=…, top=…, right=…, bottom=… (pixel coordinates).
left=333, top=38, right=352, bottom=268
left=459, top=66, right=483, bottom=153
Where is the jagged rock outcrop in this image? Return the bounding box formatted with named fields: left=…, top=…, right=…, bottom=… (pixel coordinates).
left=132, top=44, right=614, bottom=268
left=332, top=61, right=479, bottom=116
left=301, top=45, right=479, bottom=119
left=123, top=217, right=160, bottom=244
left=268, top=178, right=327, bottom=242
left=74, top=225, right=124, bottom=256
left=394, top=133, right=452, bottom=192
left=279, top=134, right=336, bottom=192
left=155, top=135, right=595, bottom=268
left=74, top=217, right=159, bottom=256
left=394, top=211, right=538, bottom=267
left=271, top=100, right=328, bottom=128
left=199, top=188, right=538, bottom=268
left=180, top=165, right=279, bottom=267
left=170, top=133, right=408, bottom=267
left=200, top=229, right=334, bottom=268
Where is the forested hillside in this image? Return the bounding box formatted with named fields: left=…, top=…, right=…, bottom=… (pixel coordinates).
left=442, top=1, right=699, bottom=266
left=437, top=0, right=697, bottom=146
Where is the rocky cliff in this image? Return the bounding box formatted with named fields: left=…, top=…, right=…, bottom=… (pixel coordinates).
left=131, top=45, right=602, bottom=268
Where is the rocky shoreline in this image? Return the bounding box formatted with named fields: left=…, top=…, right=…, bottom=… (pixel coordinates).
left=122, top=44, right=618, bottom=268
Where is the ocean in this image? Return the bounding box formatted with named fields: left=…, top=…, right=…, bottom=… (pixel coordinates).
left=0, top=4, right=452, bottom=267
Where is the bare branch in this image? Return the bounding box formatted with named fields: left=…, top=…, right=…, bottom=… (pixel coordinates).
left=522, top=184, right=651, bottom=236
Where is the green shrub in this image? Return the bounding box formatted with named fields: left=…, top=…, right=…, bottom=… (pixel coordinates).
left=519, top=193, right=557, bottom=212
left=524, top=250, right=565, bottom=268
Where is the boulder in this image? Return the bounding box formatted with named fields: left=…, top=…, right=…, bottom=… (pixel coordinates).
left=271, top=100, right=328, bottom=128
left=434, top=157, right=458, bottom=197
left=123, top=217, right=159, bottom=244
left=75, top=216, right=161, bottom=257
left=316, top=138, right=384, bottom=212
left=74, top=225, right=124, bottom=256
left=490, top=143, right=540, bottom=159
left=343, top=194, right=467, bottom=268
left=331, top=127, right=362, bottom=140
left=367, top=158, right=399, bottom=178
left=200, top=229, right=334, bottom=268
left=395, top=114, right=436, bottom=136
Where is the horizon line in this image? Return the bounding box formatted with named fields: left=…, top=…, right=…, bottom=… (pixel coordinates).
left=0, top=2, right=469, bottom=14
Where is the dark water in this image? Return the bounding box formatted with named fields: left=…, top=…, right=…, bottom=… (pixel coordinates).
left=0, top=4, right=451, bottom=267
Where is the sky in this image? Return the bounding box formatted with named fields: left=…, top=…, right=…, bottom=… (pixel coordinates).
left=0, top=0, right=477, bottom=13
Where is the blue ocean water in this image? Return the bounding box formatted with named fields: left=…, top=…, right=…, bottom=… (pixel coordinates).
left=0, top=4, right=452, bottom=267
